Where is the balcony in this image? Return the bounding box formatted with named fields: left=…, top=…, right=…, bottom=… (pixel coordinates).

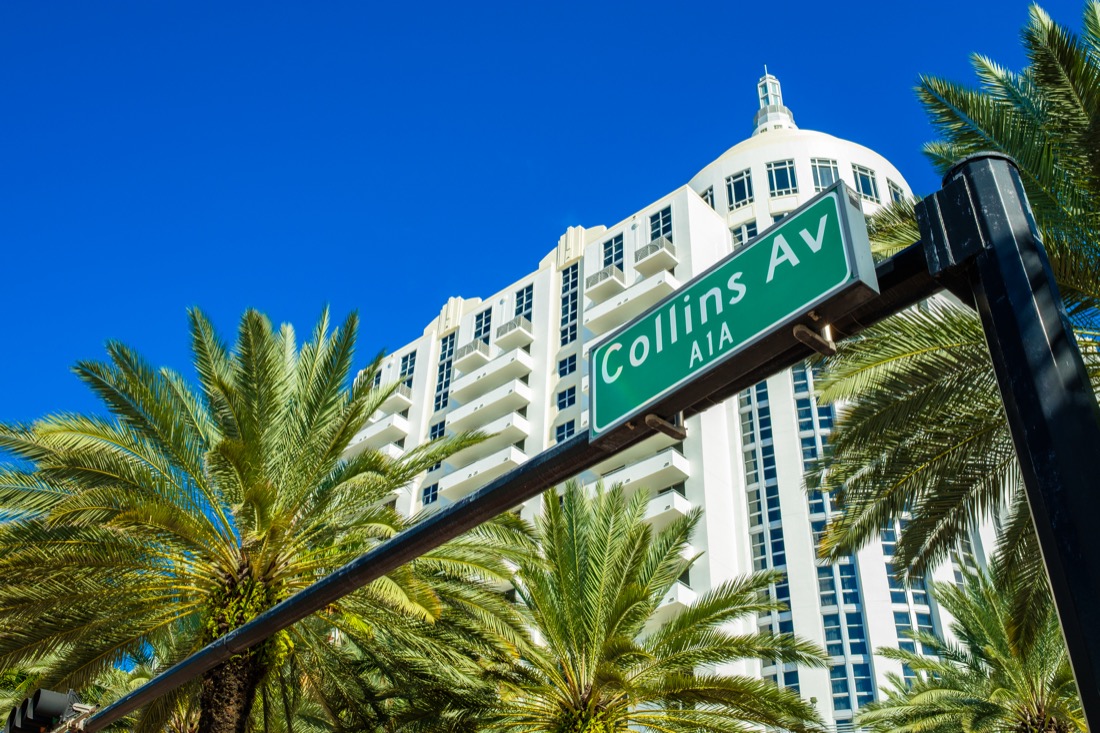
left=645, top=490, right=693, bottom=532
left=583, top=271, right=679, bottom=334
left=592, top=447, right=690, bottom=494
left=439, top=445, right=527, bottom=500
left=379, top=382, right=413, bottom=413
left=496, top=316, right=534, bottom=350
left=445, top=411, right=530, bottom=467
left=589, top=432, right=679, bottom=475
left=378, top=443, right=405, bottom=460
left=634, top=236, right=678, bottom=276
left=450, top=347, right=534, bottom=403
left=651, top=582, right=697, bottom=624
left=453, top=339, right=492, bottom=372
left=447, top=379, right=532, bottom=432
left=346, top=413, right=409, bottom=455
left=585, top=265, right=627, bottom=302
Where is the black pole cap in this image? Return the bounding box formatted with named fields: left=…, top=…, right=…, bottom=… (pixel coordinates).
left=943, top=151, right=1020, bottom=185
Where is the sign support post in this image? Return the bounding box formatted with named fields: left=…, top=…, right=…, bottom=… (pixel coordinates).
left=917, top=153, right=1100, bottom=729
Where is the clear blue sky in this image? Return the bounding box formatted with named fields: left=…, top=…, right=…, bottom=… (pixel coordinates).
left=0, top=0, right=1085, bottom=423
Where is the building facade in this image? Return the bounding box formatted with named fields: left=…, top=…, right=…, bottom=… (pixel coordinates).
left=345, top=74, right=995, bottom=729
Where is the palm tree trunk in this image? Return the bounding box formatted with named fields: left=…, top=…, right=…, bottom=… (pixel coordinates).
left=196, top=648, right=268, bottom=733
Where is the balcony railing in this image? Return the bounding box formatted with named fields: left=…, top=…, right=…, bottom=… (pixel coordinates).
left=453, top=339, right=491, bottom=372
left=583, top=271, right=679, bottom=334
left=584, top=265, right=627, bottom=302
left=495, top=315, right=534, bottom=349
left=450, top=347, right=534, bottom=403
left=439, top=445, right=527, bottom=501
left=379, top=382, right=413, bottom=412
left=633, top=236, right=678, bottom=276
left=447, top=379, right=532, bottom=431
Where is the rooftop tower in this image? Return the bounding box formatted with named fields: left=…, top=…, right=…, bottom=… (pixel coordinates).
left=753, top=70, right=797, bottom=136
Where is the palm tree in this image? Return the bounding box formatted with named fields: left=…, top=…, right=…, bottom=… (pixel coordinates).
left=811, top=1, right=1100, bottom=606
left=483, top=481, right=826, bottom=733
left=857, top=566, right=1084, bottom=733
left=0, top=308, right=532, bottom=733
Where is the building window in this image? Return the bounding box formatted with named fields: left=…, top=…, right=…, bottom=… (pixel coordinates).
left=852, top=663, right=875, bottom=707
left=602, top=234, right=624, bottom=269
left=515, top=284, right=533, bottom=320
left=434, top=333, right=455, bottom=411
left=560, top=263, right=579, bottom=346
left=399, top=351, right=417, bottom=388
left=818, top=565, right=838, bottom=608
left=555, top=420, right=576, bottom=443
left=429, top=421, right=445, bottom=441
left=558, top=354, right=576, bottom=377
left=422, top=483, right=439, bottom=506
left=831, top=664, right=851, bottom=711
left=557, top=386, right=576, bottom=410
left=888, top=179, right=905, bottom=203
left=700, top=186, right=714, bottom=209
left=474, top=308, right=492, bottom=344
left=726, top=169, right=754, bottom=210
left=731, top=220, right=757, bottom=251
left=650, top=206, right=672, bottom=243
left=767, top=160, right=798, bottom=196
left=824, top=614, right=843, bottom=656
left=852, top=164, right=880, bottom=202
left=812, top=158, right=840, bottom=192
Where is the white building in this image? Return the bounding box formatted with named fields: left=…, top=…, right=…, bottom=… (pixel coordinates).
left=346, top=74, right=994, bottom=729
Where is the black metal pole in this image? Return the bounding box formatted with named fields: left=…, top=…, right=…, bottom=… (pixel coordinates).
left=917, top=153, right=1100, bottom=728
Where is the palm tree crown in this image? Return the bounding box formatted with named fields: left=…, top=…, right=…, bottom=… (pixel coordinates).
left=857, top=566, right=1084, bottom=733
left=0, top=309, right=530, bottom=733
left=485, top=481, right=825, bottom=733
left=811, top=2, right=1100, bottom=605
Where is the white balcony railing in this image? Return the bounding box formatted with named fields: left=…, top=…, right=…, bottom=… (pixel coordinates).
left=445, top=411, right=530, bottom=468
left=633, top=236, right=677, bottom=276
left=585, top=265, right=627, bottom=302
left=346, top=413, right=410, bottom=456
left=583, top=271, right=679, bottom=334
left=592, top=447, right=690, bottom=495
left=644, top=490, right=692, bottom=532
left=453, top=339, right=492, bottom=372
left=379, top=382, right=413, bottom=413
left=447, top=379, right=533, bottom=432
left=450, top=347, right=534, bottom=403
left=495, top=315, right=534, bottom=350
left=439, top=445, right=527, bottom=501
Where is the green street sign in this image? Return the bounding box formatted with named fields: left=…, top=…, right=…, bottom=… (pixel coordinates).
left=589, top=182, right=878, bottom=438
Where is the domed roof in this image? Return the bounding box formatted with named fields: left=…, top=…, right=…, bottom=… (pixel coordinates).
left=688, top=126, right=899, bottom=190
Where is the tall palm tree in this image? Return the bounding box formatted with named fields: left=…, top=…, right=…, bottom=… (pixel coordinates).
left=483, top=481, right=826, bottom=733
left=857, top=566, right=1084, bottom=733
left=811, top=1, right=1100, bottom=609
left=0, top=308, right=532, bottom=733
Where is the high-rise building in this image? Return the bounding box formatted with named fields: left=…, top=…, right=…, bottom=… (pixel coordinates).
left=346, top=74, right=995, bottom=729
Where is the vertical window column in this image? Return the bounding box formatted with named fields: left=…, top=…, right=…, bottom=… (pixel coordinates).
left=434, top=333, right=456, bottom=411
left=399, top=351, right=417, bottom=388
left=560, top=263, right=579, bottom=346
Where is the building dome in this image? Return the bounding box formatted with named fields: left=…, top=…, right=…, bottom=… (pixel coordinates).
left=685, top=74, right=911, bottom=250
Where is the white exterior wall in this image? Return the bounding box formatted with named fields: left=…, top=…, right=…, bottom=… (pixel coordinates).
left=345, top=79, right=990, bottom=730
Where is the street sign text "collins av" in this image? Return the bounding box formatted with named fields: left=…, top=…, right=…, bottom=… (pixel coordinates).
left=589, top=182, right=879, bottom=438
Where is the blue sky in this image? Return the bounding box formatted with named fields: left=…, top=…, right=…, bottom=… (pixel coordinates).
left=0, top=0, right=1086, bottom=423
